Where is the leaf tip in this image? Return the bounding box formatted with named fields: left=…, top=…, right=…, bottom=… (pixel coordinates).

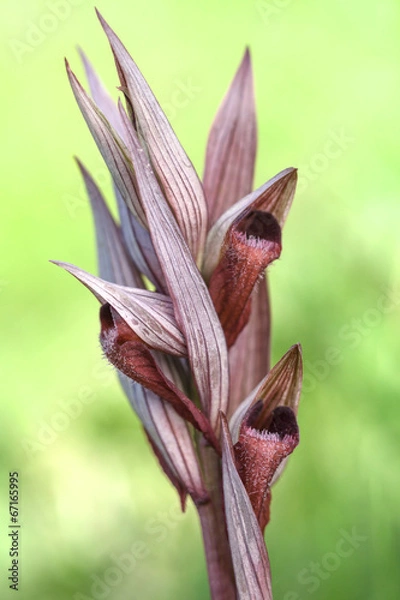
left=77, top=45, right=88, bottom=66
left=49, top=259, right=68, bottom=270
left=95, top=8, right=109, bottom=31
left=289, top=342, right=302, bottom=357
left=238, top=46, right=253, bottom=84
left=73, top=155, right=83, bottom=169
left=286, top=343, right=303, bottom=374
left=242, top=46, right=251, bottom=66
left=65, top=60, right=80, bottom=88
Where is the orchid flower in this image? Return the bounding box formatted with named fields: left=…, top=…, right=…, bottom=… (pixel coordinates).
left=54, top=11, right=303, bottom=599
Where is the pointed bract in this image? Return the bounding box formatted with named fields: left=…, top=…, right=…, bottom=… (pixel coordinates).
left=248, top=344, right=303, bottom=429
left=204, top=48, right=257, bottom=225
left=121, top=376, right=209, bottom=507
left=77, top=53, right=165, bottom=288
left=52, top=261, right=186, bottom=356
left=97, top=11, right=208, bottom=262
left=117, top=103, right=229, bottom=432
left=66, top=60, right=146, bottom=226
left=78, top=158, right=194, bottom=493
left=79, top=48, right=126, bottom=140
left=144, top=429, right=188, bottom=510
left=230, top=344, right=303, bottom=444
left=221, top=414, right=273, bottom=600
left=76, top=159, right=142, bottom=288
left=114, top=184, right=166, bottom=290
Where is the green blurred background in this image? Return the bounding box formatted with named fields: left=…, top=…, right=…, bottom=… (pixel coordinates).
left=1, top=0, right=400, bottom=598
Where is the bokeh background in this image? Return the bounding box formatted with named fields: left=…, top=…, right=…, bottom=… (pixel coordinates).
left=1, top=0, right=400, bottom=598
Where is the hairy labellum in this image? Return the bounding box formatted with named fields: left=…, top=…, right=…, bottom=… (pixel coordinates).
left=209, top=210, right=281, bottom=346
left=234, top=406, right=299, bottom=531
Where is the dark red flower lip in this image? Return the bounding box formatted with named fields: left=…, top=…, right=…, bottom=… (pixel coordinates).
left=234, top=406, right=300, bottom=531
left=100, top=303, right=220, bottom=452
left=203, top=167, right=297, bottom=281
left=209, top=211, right=281, bottom=347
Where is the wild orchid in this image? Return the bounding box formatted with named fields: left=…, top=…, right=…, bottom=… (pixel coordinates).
left=54, top=11, right=303, bottom=599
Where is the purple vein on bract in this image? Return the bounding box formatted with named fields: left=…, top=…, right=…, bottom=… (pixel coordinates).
left=75, top=159, right=143, bottom=289
left=204, top=48, right=257, bottom=226
left=116, top=101, right=229, bottom=432
left=52, top=262, right=186, bottom=357
left=66, top=61, right=147, bottom=227
left=97, top=11, right=208, bottom=264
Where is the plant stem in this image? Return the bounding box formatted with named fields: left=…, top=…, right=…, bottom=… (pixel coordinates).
left=198, top=442, right=236, bottom=600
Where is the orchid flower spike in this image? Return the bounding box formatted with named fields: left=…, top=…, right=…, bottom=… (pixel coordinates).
left=54, top=12, right=303, bottom=599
